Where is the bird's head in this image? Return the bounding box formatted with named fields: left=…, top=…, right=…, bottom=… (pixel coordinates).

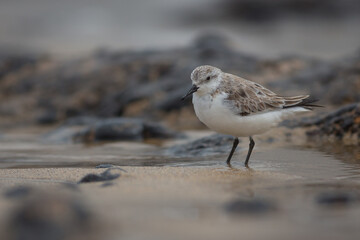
left=182, top=65, right=222, bottom=100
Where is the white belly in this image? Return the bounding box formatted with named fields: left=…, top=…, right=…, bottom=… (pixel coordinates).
left=192, top=93, right=306, bottom=137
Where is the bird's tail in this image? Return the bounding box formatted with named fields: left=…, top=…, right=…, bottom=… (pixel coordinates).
left=283, top=95, right=323, bottom=110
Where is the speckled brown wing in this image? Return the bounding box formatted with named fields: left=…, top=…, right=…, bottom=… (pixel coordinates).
left=221, top=74, right=309, bottom=116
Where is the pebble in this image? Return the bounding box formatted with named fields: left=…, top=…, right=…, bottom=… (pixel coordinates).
left=78, top=169, right=120, bottom=184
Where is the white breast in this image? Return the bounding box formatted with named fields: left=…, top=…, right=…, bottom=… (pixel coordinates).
left=192, top=93, right=307, bottom=137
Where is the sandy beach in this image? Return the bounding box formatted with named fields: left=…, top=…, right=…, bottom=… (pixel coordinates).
left=1, top=126, right=360, bottom=240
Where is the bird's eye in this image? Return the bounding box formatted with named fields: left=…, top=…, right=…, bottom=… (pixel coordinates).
left=206, top=76, right=210, bottom=80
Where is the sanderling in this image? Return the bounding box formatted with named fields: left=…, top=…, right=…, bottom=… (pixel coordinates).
left=182, top=65, right=321, bottom=167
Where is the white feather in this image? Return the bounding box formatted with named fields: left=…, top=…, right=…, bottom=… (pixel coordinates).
left=193, top=93, right=308, bottom=137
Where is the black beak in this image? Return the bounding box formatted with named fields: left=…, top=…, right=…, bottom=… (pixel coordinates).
left=181, top=84, right=199, bottom=101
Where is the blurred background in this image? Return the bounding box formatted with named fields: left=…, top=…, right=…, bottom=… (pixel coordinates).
left=1, top=0, right=360, bottom=129
left=1, top=0, right=360, bottom=59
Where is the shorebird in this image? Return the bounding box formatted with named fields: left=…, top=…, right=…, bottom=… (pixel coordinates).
left=182, top=65, right=321, bottom=167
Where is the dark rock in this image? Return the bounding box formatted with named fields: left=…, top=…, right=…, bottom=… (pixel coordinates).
left=1, top=33, right=360, bottom=129
left=155, top=85, right=192, bottom=112
left=272, top=55, right=360, bottom=106
left=167, top=134, right=236, bottom=157
left=76, top=118, right=144, bottom=142
left=63, top=116, right=100, bottom=126
left=42, top=116, right=100, bottom=143
left=316, top=192, right=358, bottom=206
left=225, top=198, right=276, bottom=215
left=95, top=164, right=127, bottom=173
left=4, top=186, right=32, bottom=199
left=0, top=33, right=261, bottom=127
left=305, top=103, right=360, bottom=140
left=36, top=110, right=58, bottom=125
left=7, top=193, right=93, bottom=240
left=95, top=164, right=116, bottom=169
left=0, top=55, right=37, bottom=79
left=78, top=169, right=120, bottom=183
left=73, top=118, right=181, bottom=143
left=44, top=117, right=181, bottom=143
left=143, top=121, right=182, bottom=139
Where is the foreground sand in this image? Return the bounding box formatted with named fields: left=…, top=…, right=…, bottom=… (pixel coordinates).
left=0, top=128, right=359, bottom=240
left=1, top=165, right=360, bottom=240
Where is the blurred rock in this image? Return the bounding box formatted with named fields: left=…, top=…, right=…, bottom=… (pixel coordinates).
left=4, top=186, right=33, bottom=199
left=63, top=116, right=100, bottom=126
left=167, top=134, right=236, bottom=157
left=36, top=110, right=58, bottom=125
left=73, top=117, right=182, bottom=143
left=95, top=164, right=116, bottom=169
left=44, top=117, right=182, bottom=143
left=305, top=103, right=360, bottom=140
left=78, top=169, right=120, bottom=183
left=74, top=118, right=145, bottom=142
left=0, top=34, right=260, bottom=127
left=0, top=33, right=360, bottom=130
left=7, top=192, right=93, bottom=240
left=0, top=55, right=38, bottom=79
left=316, top=192, right=358, bottom=206
left=271, top=53, right=360, bottom=106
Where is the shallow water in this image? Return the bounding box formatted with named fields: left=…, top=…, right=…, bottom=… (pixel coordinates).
left=1, top=130, right=359, bottom=182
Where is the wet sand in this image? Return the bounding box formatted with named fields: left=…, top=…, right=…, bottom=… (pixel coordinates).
left=1, top=129, right=360, bottom=239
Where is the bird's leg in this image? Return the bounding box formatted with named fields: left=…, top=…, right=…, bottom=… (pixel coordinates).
left=244, top=136, right=255, bottom=167
left=226, top=137, right=239, bottom=165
